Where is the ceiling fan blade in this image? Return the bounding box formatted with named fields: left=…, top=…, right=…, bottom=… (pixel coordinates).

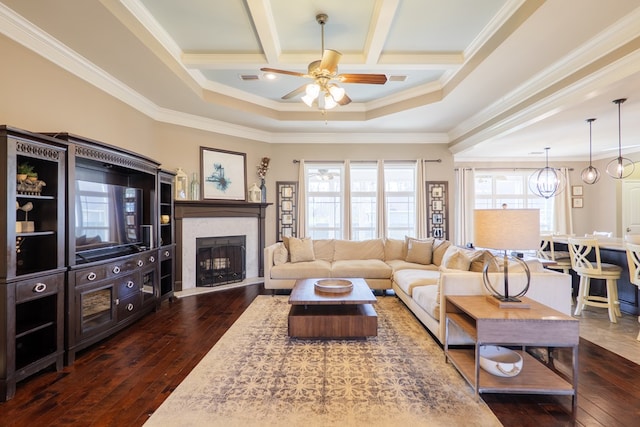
left=338, top=73, right=388, bottom=84
left=281, top=85, right=307, bottom=100
left=260, top=67, right=306, bottom=77
left=337, top=93, right=351, bottom=106
left=319, top=49, right=342, bottom=73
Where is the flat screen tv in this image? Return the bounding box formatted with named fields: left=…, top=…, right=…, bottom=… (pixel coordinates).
left=74, top=179, right=145, bottom=263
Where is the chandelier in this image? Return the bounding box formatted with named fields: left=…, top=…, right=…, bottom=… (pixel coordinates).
left=529, top=147, right=566, bottom=198
left=581, top=118, right=600, bottom=184
left=605, top=98, right=634, bottom=179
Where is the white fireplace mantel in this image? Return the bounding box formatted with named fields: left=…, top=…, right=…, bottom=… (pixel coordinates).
left=173, top=200, right=270, bottom=291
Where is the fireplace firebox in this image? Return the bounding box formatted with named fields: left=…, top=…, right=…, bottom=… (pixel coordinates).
left=196, top=235, right=246, bottom=287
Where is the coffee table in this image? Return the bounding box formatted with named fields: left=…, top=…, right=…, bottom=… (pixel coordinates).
left=288, top=278, right=377, bottom=338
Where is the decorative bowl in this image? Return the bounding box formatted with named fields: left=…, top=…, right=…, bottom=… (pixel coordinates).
left=479, top=345, right=523, bottom=377
left=314, top=279, right=353, bottom=294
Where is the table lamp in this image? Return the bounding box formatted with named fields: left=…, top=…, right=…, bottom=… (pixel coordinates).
left=474, top=209, right=540, bottom=304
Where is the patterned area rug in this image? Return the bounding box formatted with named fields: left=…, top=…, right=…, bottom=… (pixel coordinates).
left=145, top=296, right=502, bottom=427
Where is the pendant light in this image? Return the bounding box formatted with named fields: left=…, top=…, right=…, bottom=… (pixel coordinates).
left=581, top=118, right=600, bottom=184
left=605, top=98, right=634, bottom=179
left=529, top=147, right=566, bottom=198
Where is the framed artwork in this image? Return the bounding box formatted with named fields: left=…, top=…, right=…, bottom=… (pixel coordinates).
left=200, top=147, right=247, bottom=200
left=572, top=185, right=583, bottom=196
left=572, top=198, right=583, bottom=208
left=426, top=181, right=449, bottom=240
left=276, top=181, right=298, bottom=241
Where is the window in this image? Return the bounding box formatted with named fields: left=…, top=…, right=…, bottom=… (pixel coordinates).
left=384, top=162, right=416, bottom=239
left=474, top=170, right=553, bottom=231
left=304, top=161, right=417, bottom=240
left=350, top=162, right=377, bottom=240
left=305, top=164, right=343, bottom=239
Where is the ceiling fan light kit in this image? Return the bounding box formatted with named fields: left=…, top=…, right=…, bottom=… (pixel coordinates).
left=605, top=98, right=634, bottom=179
left=260, top=13, right=387, bottom=111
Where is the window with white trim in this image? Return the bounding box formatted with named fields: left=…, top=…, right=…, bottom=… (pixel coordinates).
left=474, top=170, right=553, bottom=231
left=304, top=161, right=417, bottom=240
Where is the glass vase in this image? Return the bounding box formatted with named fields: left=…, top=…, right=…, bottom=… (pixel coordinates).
left=260, top=178, right=267, bottom=203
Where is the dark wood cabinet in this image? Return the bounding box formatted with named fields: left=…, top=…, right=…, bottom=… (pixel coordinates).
left=158, top=170, right=175, bottom=302
left=0, top=126, right=67, bottom=401
left=66, top=250, right=158, bottom=364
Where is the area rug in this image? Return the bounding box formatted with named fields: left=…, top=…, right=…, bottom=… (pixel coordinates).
left=144, top=296, right=502, bottom=427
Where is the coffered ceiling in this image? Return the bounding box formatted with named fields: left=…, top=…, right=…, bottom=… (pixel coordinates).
left=2, top=0, right=640, bottom=161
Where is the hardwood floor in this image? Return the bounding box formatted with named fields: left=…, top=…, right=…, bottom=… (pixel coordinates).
left=0, top=283, right=637, bottom=426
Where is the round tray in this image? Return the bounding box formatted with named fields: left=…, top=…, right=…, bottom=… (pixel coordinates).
left=314, top=279, right=353, bottom=294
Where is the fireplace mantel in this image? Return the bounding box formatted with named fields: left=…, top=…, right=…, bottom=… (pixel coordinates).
left=174, top=200, right=271, bottom=291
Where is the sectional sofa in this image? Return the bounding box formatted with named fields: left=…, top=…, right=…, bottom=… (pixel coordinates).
left=264, top=237, right=572, bottom=344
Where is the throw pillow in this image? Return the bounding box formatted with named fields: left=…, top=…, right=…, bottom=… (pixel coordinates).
left=468, top=250, right=498, bottom=272
left=432, top=239, right=452, bottom=266
left=273, top=244, right=289, bottom=266
left=440, top=246, right=472, bottom=271
left=405, top=238, right=434, bottom=264
left=289, top=237, right=315, bottom=263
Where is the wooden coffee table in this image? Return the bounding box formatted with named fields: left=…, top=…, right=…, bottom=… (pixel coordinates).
left=288, top=278, right=377, bottom=338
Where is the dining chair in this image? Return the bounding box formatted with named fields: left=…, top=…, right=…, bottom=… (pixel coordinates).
left=568, top=237, right=622, bottom=323
left=625, top=243, right=640, bottom=340
left=537, top=234, right=571, bottom=274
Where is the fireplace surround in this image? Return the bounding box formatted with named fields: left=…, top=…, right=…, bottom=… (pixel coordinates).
left=174, top=200, right=269, bottom=291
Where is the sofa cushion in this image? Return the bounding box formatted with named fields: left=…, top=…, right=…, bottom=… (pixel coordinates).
left=273, top=243, right=288, bottom=266
left=393, top=269, right=440, bottom=296
left=432, top=239, right=452, bottom=266
left=331, top=259, right=392, bottom=279
left=334, top=239, right=384, bottom=260
left=289, top=237, right=315, bottom=263
left=313, top=239, right=335, bottom=262
left=384, top=238, right=406, bottom=260
left=405, top=237, right=434, bottom=264
left=412, top=284, right=440, bottom=320
left=270, top=260, right=332, bottom=279
left=387, top=259, right=439, bottom=273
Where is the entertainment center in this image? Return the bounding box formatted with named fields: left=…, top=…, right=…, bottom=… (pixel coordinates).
left=0, top=126, right=175, bottom=400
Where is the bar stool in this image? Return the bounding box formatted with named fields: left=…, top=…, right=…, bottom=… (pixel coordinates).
left=625, top=242, right=640, bottom=340
left=568, top=237, right=622, bottom=323
left=537, top=234, right=571, bottom=274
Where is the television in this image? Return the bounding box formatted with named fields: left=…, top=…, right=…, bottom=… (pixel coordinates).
left=74, top=179, right=145, bottom=263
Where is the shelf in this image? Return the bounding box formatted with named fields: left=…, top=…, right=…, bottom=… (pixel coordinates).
left=447, top=348, right=574, bottom=395
left=15, top=320, right=56, bottom=339
left=16, top=231, right=55, bottom=237
left=16, top=194, right=55, bottom=200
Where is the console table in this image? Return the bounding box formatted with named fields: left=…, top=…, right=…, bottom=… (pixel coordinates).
left=444, top=295, right=579, bottom=415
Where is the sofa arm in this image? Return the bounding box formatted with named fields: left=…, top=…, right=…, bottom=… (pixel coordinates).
left=264, top=243, right=281, bottom=281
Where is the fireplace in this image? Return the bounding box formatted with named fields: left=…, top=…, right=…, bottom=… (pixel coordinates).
left=196, top=235, right=246, bottom=287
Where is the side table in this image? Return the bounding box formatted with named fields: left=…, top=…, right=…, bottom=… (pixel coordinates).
left=444, top=295, right=579, bottom=416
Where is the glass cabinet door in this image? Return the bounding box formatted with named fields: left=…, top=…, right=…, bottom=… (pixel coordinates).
left=80, top=286, right=114, bottom=333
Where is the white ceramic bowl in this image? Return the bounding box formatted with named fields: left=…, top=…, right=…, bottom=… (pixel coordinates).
left=479, top=345, right=523, bottom=377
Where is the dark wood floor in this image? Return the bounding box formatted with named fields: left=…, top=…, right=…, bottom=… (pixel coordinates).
left=0, top=283, right=637, bottom=426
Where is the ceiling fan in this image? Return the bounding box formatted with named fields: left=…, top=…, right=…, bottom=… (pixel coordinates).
left=260, top=13, right=387, bottom=109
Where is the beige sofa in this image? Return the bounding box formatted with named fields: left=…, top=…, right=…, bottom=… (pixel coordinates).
left=264, top=237, right=572, bottom=344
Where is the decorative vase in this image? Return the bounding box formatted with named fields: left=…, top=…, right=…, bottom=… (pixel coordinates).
left=190, top=172, right=200, bottom=200
left=260, top=178, right=267, bottom=203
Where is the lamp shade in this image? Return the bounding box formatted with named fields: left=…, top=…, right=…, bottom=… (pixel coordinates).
left=474, top=209, right=540, bottom=251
